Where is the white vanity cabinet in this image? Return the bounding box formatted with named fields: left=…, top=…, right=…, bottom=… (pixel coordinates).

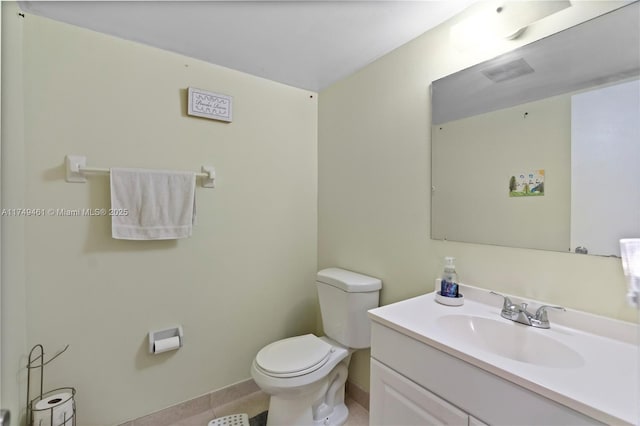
left=371, top=358, right=487, bottom=426
left=369, top=322, right=604, bottom=426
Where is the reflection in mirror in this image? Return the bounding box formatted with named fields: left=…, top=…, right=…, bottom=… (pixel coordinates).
left=431, top=2, right=639, bottom=257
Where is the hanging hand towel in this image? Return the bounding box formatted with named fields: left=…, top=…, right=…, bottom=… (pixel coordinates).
left=110, top=168, right=196, bottom=240
left=620, top=238, right=640, bottom=308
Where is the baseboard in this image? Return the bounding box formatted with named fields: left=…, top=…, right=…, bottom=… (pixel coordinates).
left=121, top=378, right=369, bottom=425
left=119, top=379, right=260, bottom=426
left=345, top=380, right=370, bottom=411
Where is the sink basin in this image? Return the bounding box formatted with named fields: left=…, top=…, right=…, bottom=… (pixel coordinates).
left=436, top=314, right=585, bottom=368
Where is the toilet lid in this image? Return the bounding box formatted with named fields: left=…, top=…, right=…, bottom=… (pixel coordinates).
left=256, top=334, right=332, bottom=378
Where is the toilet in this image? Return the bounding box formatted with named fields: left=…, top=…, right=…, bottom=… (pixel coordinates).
left=251, top=268, right=382, bottom=426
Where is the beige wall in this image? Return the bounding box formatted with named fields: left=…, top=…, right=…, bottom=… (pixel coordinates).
left=3, top=8, right=318, bottom=425
left=318, top=1, right=638, bottom=392
left=432, top=95, right=570, bottom=251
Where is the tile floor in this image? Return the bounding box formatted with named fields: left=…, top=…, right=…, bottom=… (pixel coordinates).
left=166, top=390, right=369, bottom=426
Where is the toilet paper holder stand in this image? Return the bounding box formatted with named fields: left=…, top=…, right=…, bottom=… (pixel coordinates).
left=26, top=344, right=76, bottom=426
left=149, top=326, right=184, bottom=354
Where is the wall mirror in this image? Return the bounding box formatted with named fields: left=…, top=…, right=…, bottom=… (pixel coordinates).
left=431, top=2, right=639, bottom=257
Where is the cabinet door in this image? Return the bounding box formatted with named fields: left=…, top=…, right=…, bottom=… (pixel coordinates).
left=370, top=359, right=469, bottom=426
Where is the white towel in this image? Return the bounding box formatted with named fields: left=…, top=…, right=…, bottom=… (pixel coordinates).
left=620, top=238, right=640, bottom=308
left=110, top=168, right=196, bottom=240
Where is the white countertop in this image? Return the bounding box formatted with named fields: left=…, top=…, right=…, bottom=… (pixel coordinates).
left=368, top=284, right=639, bottom=425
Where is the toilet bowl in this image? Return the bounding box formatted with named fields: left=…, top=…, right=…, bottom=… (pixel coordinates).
left=251, top=268, right=382, bottom=426
left=251, top=335, right=351, bottom=425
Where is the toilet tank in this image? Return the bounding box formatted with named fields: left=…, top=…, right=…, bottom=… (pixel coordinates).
left=316, top=268, right=382, bottom=349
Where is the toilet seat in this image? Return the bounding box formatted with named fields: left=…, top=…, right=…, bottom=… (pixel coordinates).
left=255, top=334, right=333, bottom=378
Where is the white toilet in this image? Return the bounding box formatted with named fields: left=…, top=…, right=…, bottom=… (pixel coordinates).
left=251, top=268, right=382, bottom=426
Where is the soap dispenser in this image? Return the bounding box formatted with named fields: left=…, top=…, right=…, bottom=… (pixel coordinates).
left=440, top=257, right=459, bottom=298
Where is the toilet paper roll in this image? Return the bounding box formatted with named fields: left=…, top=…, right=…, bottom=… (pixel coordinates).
left=154, top=336, right=181, bottom=354
left=32, top=392, right=74, bottom=426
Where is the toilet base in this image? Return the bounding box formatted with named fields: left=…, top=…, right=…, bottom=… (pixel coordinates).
left=267, top=397, right=348, bottom=426
left=265, top=361, right=350, bottom=426
left=313, top=403, right=348, bottom=426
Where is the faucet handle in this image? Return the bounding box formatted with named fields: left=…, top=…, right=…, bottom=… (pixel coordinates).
left=534, top=305, right=566, bottom=322
left=490, top=291, right=515, bottom=310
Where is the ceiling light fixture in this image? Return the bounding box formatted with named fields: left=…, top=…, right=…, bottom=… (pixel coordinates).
left=451, top=0, right=572, bottom=50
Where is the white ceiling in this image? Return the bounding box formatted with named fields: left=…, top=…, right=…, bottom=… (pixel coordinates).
left=17, top=1, right=478, bottom=92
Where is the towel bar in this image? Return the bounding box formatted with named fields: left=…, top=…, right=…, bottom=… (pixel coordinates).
left=65, top=155, right=215, bottom=188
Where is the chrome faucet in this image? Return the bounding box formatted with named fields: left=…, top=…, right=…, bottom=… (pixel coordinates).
left=490, top=291, right=565, bottom=329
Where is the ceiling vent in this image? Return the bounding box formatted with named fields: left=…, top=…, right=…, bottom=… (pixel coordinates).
left=482, top=58, right=535, bottom=83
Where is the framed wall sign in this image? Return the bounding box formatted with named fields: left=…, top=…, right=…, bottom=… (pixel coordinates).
left=187, top=87, right=233, bottom=122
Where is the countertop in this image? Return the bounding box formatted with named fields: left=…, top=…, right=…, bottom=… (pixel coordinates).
left=368, top=284, right=639, bottom=425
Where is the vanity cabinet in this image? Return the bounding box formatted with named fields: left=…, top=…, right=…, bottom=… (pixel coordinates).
left=371, top=358, right=487, bottom=426
left=369, top=322, right=603, bottom=426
